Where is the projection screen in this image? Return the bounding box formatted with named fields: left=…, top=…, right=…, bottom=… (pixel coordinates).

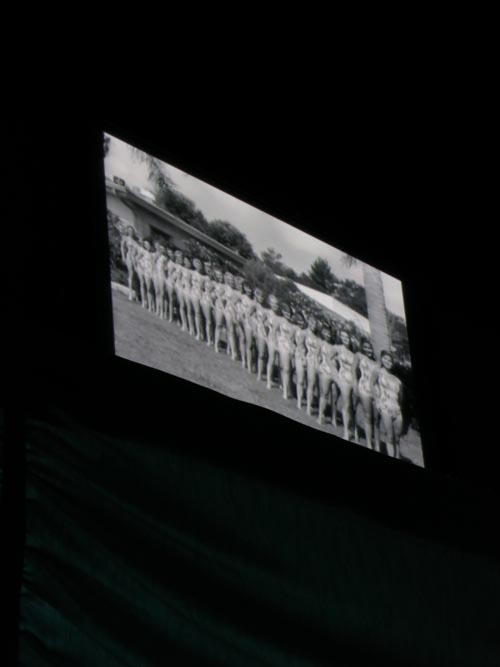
left=104, top=132, right=424, bottom=467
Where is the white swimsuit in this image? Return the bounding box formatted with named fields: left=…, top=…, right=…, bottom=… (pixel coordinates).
left=190, top=271, right=204, bottom=300
left=305, top=331, right=320, bottom=367
left=181, top=268, right=192, bottom=296
left=165, top=260, right=176, bottom=288
left=155, top=254, right=168, bottom=279
left=224, top=286, right=238, bottom=319
left=253, top=306, right=268, bottom=339
left=123, top=237, right=137, bottom=267
left=140, top=250, right=155, bottom=278
left=336, top=346, right=354, bottom=385
left=376, top=369, right=402, bottom=419
left=214, top=283, right=226, bottom=313
left=358, top=355, right=377, bottom=397
left=266, top=312, right=280, bottom=349
left=277, top=319, right=295, bottom=354
left=200, top=276, right=214, bottom=306
left=318, top=341, right=335, bottom=376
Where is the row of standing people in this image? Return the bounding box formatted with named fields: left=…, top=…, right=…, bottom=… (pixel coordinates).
left=121, top=229, right=404, bottom=458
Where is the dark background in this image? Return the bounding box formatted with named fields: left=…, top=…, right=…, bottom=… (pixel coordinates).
left=3, top=115, right=499, bottom=665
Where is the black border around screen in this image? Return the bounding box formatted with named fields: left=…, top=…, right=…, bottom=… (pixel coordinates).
left=99, top=124, right=438, bottom=475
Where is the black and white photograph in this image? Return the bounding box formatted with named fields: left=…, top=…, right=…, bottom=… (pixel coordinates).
left=104, top=132, right=424, bottom=467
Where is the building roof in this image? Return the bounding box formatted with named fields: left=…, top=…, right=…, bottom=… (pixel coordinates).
left=106, top=181, right=245, bottom=268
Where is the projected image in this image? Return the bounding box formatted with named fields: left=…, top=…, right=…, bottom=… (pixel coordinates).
left=104, top=133, right=424, bottom=467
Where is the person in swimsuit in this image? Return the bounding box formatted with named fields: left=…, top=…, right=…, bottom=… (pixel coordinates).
left=305, top=316, right=321, bottom=416
left=200, top=261, right=215, bottom=346
left=181, top=256, right=195, bottom=335
left=134, top=238, right=146, bottom=307
left=352, top=337, right=378, bottom=449
left=293, top=311, right=308, bottom=410
left=173, top=250, right=187, bottom=331
left=146, top=240, right=159, bottom=313
left=331, top=329, right=356, bottom=441
left=165, top=248, right=177, bottom=322
left=137, top=239, right=156, bottom=312
left=154, top=243, right=168, bottom=319
left=276, top=302, right=296, bottom=400
left=120, top=225, right=139, bottom=302
left=213, top=267, right=228, bottom=353
left=317, top=324, right=336, bottom=426
left=266, top=294, right=281, bottom=390
left=240, top=282, right=256, bottom=372
left=190, top=257, right=205, bottom=340
left=233, top=276, right=250, bottom=369
left=223, top=271, right=239, bottom=360
left=370, top=350, right=403, bottom=459
left=252, top=288, right=269, bottom=381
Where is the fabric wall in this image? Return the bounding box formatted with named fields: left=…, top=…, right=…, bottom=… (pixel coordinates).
left=17, top=402, right=500, bottom=666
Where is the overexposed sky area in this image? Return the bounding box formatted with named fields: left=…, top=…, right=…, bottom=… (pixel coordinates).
left=104, top=133, right=407, bottom=320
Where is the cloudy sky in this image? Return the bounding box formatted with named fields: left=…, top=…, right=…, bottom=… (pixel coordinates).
left=104, top=133, right=407, bottom=320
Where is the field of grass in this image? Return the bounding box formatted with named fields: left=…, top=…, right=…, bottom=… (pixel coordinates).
left=112, top=289, right=424, bottom=467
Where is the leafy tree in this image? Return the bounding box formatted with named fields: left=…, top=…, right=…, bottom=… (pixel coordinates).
left=334, top=279, right=368, bottom=317
left=241, top=260, right=296, bottom=305
left=242, top=259, right=278, bottom=295
left=157, top=188, right=209, bottom=233
left=206, top=220, right=257, bottom=260
left=296, top=272, right=317, bottom=289
left=261, top=247, right=299, bottom=280
left=273, top=277, right=298, bottom=303
left=130, top=146, right=209, bottom=233
left=183, top=239, right=210, bottom=262
left=308, top=257, right=337, bottom=293
left=261, top=247, right=283, bottom=271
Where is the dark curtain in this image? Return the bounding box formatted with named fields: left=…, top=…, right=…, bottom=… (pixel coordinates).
left=17, top=402, right=500, bottom=667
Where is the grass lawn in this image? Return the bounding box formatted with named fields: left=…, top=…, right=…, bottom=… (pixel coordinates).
left=112, top=289, right=424, bottom=467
